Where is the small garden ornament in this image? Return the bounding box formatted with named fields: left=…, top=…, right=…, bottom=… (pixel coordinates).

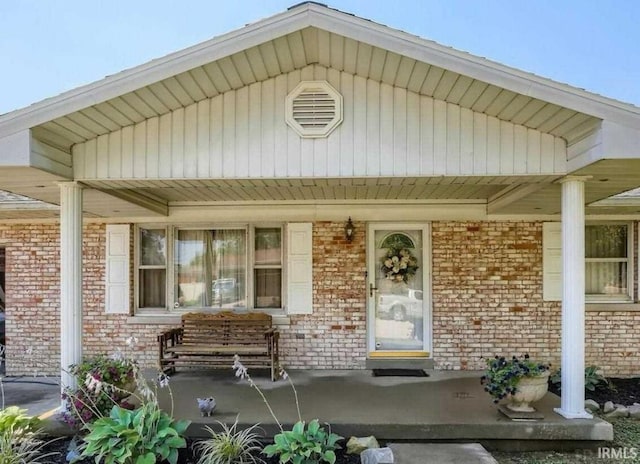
left=197, top=397, right=217, bottom=417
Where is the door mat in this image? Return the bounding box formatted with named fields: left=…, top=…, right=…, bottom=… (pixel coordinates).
left=372, top=369, right=429, bottom=377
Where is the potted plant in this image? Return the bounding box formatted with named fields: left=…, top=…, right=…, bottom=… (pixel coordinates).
left=481, top=354, right=550, bottom=413
left=62, top=354, right=138, bottom=429
left=70, top=354, right=137, bottom=399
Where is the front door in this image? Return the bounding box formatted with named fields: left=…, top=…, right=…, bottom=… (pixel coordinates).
left=367, top=224, right=431, bottom=357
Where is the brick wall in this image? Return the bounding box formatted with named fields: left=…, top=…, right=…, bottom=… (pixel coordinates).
left=431, top=221, right=640, bottom=376
left=3, top=223, right=161, bottom=376
left=2, top=220, right=639, bottom=377
left=431, top=222, right=562, bottom=371
left=280, top=221, right=367, bottom=369
left=3, top=223, right=60, bottom=375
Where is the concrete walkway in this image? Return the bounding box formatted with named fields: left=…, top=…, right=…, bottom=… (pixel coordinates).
left=1, top=376, right=60, bottom=417
left=389, top=443, right=497, bottom=464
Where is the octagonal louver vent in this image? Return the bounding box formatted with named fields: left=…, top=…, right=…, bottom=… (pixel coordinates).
left=286, top=81, right=343, bottom=138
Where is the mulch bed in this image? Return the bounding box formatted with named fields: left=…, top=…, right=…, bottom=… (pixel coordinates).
left=548, top=377, right=640, bottom=405
left=40, top=437, right=361, bottom=464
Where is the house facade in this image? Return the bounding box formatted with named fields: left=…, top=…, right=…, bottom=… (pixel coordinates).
left=1, top=3, right=640, bottom=420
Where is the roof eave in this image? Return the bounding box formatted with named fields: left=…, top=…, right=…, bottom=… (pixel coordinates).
left=0, top=5, right=315, bottom=138
left=307, top=4, right=640, bottom=128
left=1, top=2, right=640, bottom=140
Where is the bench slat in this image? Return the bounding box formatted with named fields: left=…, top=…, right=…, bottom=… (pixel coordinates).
left=166, top=345, right=268, bottom=355
left=159, top=311, right=279, bottom=380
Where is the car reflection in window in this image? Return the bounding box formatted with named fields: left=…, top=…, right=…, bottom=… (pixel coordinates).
left=212, top=278, right=237, bottom=305
left=378, top=289, right=423, bottom=321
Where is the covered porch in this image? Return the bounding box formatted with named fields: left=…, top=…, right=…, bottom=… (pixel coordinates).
left=1, top=1, right=640, bottom=427
left=147, top=369, right=612, bottom=448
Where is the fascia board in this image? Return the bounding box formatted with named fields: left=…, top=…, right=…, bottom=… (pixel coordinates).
left=600, top=120, right=640, bottom=158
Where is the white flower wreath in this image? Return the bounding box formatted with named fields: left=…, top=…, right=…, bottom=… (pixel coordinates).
left=381, top=247, right=418, bottom=283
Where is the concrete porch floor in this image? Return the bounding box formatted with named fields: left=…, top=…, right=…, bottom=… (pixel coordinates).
left=154, top=369, right=612, bottom=449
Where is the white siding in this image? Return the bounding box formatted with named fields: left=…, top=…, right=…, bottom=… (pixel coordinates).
left=73, top=65, right=567, bottom=180
left=30, top=137, right=73, bottom=177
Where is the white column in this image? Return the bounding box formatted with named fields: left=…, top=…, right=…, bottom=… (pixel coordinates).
left=554, top=176, right=592, bottom=419
left=59, top=182, right=83, bottom=398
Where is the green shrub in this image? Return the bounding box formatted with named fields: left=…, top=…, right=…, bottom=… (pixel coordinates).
left=195, top=418, right=264, bottom=464
left=0, top=406, right=41, bottom=438
left=550, top=365, right=609, bottom=392
left=80, top=403, right=190, bottom=464
left=263, top=419, right=342, bottom=464
left=0, top=407, right=58, bottom=464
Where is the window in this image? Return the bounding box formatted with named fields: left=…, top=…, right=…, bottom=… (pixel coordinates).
left=138, top=228, right=166, bottom=308
left=542, top=222, right=635, bottom=303
left=585, top=224, right=632, bottom=301
left=137, top=225, right=283, bottom=311
left=175, top=229, right=247, bottom=309
left=254, top=228, right=282, bottom=308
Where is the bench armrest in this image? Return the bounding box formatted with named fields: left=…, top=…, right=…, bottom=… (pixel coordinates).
left=264, top=327, right=279, bottom=342
left=158, top=328, right=183, bottom=355
left=158, top=327, right=183, bottom=343
left=158, top=327, right=183, bottom=372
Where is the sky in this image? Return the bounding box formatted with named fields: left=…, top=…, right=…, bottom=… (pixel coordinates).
left=1, top=0, right=639, bottom=115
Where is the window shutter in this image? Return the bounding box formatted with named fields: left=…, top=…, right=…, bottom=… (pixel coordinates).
left=105, top=224, right=130, bottom=314
left=543, top=222, right=562, bottom=301
left=286, top=223, right=313, bottom=315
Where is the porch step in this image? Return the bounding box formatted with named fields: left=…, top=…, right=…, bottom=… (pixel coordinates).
left=365, top=358, right=434, bottom=370
left=388, top=443, right=497, bottom=464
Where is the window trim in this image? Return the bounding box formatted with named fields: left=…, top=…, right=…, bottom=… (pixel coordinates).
left=135, top=223, right=285, bottom=314
left=585, top=221, right=634, bottom=303
left=252, top=225, right=284, bottom=310
left=135, top=225, right=170, bottom=312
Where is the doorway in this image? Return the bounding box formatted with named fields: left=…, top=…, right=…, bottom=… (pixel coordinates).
left=367, top=224, right=431, bottom=357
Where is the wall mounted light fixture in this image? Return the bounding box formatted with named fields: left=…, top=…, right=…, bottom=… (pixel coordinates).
left=344, top=217, right=355, bottom=242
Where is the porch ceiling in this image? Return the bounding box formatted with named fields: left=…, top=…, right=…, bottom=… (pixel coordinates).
left=84, top=175, right=560, bottom=204
left=492, top=159, right=640, bottom=215
left=31, top=26, right=600, bottom=153
left=0, top=167, right=168, bottom=219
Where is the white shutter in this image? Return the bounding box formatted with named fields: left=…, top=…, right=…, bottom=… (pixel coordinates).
left=286, top=223, right=313, bottom=315
left=105, top=224, right=130, bottom=314
left=543, top=222, right=562, bottom=301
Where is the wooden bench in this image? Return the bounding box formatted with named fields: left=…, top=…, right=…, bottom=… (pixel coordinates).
left=158, top=311, right=280, bottom=381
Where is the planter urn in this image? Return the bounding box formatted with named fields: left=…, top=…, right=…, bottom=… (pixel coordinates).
left=506, top=370, right=550, bottom=412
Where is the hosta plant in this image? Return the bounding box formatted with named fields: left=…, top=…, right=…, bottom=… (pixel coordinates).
left=550, top=365, right=609, bottom=392
left=80, top=402, right=190, bottom=464
left=263, top=419, right=342, bottom=464
left=232, top=357, right=344, bottom=464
